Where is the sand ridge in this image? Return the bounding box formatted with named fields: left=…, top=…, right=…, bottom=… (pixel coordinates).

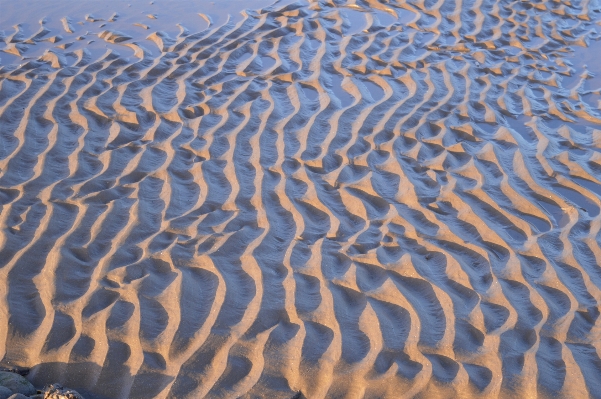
left=1, top=0, right=601, bottom=397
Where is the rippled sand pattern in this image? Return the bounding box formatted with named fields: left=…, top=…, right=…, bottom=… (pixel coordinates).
left=1, top=0, right=601, bottom=397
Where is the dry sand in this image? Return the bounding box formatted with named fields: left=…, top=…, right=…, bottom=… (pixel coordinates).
left=1, top=0, right=601, bottom=397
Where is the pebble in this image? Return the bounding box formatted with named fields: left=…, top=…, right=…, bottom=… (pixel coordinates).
left=0, top=369, right=28, bottom=377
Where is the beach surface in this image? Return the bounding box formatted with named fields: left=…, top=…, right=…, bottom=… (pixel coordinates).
left=1, top=0, right=601, bottom=397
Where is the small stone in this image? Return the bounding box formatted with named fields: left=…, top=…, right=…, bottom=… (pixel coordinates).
left=0, top=372, right=36, bottom=396
left=0, top=386, right=13, bottom=399
left=43, top=383, right=84, bottom=399
left=0, top=368, right=28, bottom=377
left=8, top=394, right=29, bottom=399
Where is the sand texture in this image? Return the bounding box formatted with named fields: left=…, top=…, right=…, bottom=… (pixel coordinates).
left=1, top=0, right=601, bottom=397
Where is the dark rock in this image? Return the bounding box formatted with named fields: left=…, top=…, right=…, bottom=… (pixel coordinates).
left=0, top=386, right=13, bottom=399
left=0, top=372, right=36, bottom=396
left=7, top=394, right=29, bottom=399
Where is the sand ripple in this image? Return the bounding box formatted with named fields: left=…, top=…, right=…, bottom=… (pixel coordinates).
left=1, top=0, right=601, bottom=397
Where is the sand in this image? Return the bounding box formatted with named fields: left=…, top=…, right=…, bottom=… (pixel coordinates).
left=1, top=0, right=601, bottom=397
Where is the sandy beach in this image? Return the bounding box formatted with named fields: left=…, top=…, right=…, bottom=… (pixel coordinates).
left=1, top=0, right=601, bottom=397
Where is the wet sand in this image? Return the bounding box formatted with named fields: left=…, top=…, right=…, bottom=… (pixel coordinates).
left=1, top=0, right=601, bottom=397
